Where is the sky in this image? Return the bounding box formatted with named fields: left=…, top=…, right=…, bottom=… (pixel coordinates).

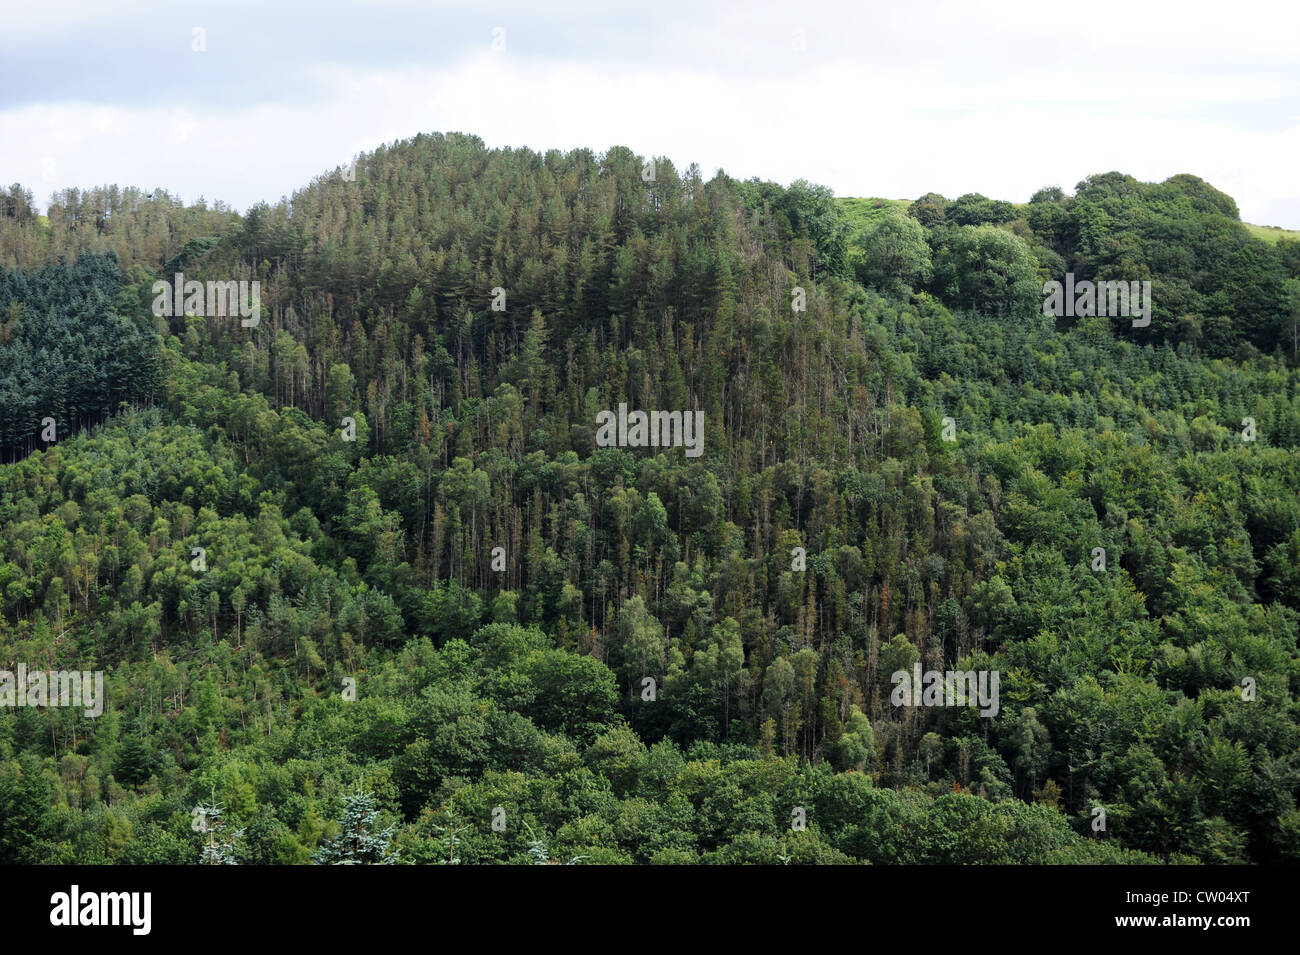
left=3, top=0, right=1299, bottom=227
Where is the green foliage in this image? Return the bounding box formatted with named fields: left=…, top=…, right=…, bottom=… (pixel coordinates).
left=932, top=224, right=1041, bottom=320
left=313, top=791, right=397, bottom=865
left=0, top=252, right=161, bottom=456
left=853, top=209, right=932, bottom=295
left=0, top=137, right=1296, bottom=865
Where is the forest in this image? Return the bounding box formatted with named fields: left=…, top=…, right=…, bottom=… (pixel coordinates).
left=0, top=133, right=1297, bottom=864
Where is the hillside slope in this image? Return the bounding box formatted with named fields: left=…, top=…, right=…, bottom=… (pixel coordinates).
left=0, top=136, right=1297, bottom=865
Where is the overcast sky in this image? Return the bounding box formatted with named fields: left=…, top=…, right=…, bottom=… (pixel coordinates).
left=4, top=0, right=1298, bottom=227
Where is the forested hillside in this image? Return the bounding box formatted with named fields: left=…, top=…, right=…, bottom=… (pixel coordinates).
left=0, top=133, right=1297, bottom=864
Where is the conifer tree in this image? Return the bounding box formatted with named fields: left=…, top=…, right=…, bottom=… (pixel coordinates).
left=193, top=799, right=245, bottom=865
left=313, top=792, right=397, bottom=865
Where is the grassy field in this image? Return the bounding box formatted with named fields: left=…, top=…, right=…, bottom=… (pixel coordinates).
left=1244, top=222, right=1300, bottom=244
left=838, top=197, right=910, bottom=231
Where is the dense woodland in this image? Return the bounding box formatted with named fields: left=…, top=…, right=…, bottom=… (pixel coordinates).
left=0, top=133, right=1297, bottom=864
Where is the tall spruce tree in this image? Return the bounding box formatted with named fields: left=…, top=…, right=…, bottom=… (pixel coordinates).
left=313, top=792, right=397, bottom=865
